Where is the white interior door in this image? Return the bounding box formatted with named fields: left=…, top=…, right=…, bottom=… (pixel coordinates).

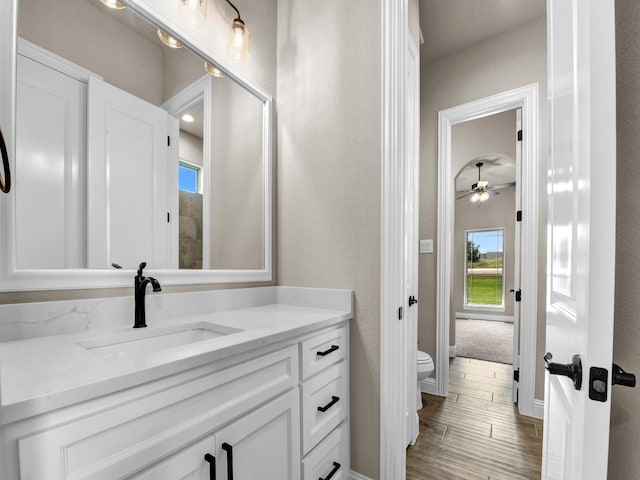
left=542, top=1, right=617, bottom=478
left=87, top=76, right=171, bottom=269
left=16, top=54, right=86, bottom=269
left=405, top=34, right=420, bottom=446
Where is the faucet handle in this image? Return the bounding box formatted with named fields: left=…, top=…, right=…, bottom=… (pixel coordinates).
left=137, top=262, right=147, bottom=277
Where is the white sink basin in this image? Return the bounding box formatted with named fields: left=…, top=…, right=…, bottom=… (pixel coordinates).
left=76, top=322, right=241, bottom=360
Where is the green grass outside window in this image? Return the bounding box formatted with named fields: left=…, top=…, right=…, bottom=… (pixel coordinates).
left=466, top=275, right=503, bottom=305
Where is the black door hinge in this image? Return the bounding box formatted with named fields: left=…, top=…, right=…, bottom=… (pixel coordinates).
left=167, top=212, right=170, bottom=223
left=167, top=136, right=171, bottom=146
left=513, top=370, right=520, bottom=382
left=398, top=306, right=403, bottom=320
left=516, top=210, right=522, bottom=222
left=517, top=130, right=523, bottom=141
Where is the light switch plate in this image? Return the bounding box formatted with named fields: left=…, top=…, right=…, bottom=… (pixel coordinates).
left=420, top=239, right=433, bottom=254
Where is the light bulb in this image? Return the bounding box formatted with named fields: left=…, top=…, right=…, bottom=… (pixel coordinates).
left=479, top=191, right=490, bottom=202
left=100, top=0, right=126, bottom=9
left=157, top=29, right=183, bottom=49
left=179, top=0, right=207, bottom=26
left=182, top=114, right=195, bottom=123
left=204, top=62, right=225, bottom=78
left=228, top=18, right=250, bottom=62
left=470, top=192, right=480, bottom=203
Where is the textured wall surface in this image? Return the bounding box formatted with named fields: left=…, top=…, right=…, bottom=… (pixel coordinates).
left=179, top=190, right=203, bottom=269
left=419, top=17, right=548, bottom=400
left=276, top=0, right=381, bottom=477
left=608, top=1, right=640, bottom=477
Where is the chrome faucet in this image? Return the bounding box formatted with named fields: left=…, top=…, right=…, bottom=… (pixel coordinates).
left=134, top=262, right=161, bottom=328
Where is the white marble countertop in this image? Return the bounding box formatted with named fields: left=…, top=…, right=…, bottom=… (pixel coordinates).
left=0, top=301, right=351, bottom=426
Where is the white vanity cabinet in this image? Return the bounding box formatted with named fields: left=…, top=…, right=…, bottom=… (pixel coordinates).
left=15, top=344, right=302, bottom=480
left=2, top=321, right=350, bottom=480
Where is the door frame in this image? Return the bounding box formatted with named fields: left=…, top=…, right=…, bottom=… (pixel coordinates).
left=435, top=84, right=541, bottom=418
left=380, top=0, right=409, bottom=478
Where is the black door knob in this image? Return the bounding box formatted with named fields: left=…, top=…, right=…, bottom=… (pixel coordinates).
left=544, top=352, right=583, bottom=390
left=612, top=364, right=636, bottom=388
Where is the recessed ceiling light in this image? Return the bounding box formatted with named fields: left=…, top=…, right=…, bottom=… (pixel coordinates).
left=100, top=0, right=126, bottom=9
left=182, top=114, right=195, bottom=123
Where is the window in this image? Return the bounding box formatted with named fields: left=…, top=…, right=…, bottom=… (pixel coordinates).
left=465, top=229, right=504, bottom=307
left=178, top=161, right=201, bottom=193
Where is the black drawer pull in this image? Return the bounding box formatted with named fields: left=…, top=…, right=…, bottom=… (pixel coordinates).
left=0, top=128, right=11, bottom=194
left=319, top=461, right=341, bottom=480
left=204, top=453, right=216, bottom=480
left=317, top=395, right=340, bottom=413
left=317, top=345, right=339, bottom=357
left=221, top=442, right=233, bottom=480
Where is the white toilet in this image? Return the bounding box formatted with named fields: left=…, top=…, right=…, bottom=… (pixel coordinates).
left=416, top=350, right=434, bottom=409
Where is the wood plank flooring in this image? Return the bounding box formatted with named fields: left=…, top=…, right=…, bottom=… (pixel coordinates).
left=406, top=357, right=543, bottom=480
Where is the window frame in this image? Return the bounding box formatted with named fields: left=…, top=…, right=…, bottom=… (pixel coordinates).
left=464, top=227, right=506, bottom=311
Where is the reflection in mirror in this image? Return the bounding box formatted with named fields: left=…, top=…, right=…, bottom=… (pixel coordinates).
left=15, top=0, right=267, bottom=272
left=178, top=102, right=205, bottom=270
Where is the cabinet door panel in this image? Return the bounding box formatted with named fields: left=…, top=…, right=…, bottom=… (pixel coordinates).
left=129, top=435, right=215, bottom=480
left=215, top=389, right=300, bottom=480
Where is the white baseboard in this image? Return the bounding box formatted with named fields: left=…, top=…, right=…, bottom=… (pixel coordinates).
left=419, top=377, right=437, bottom=395
left=449, top=344, right=456, bottom=357
left=456, top=312, right=514, bottom=323
left=532, top=399, right=544, bottom=419
left=350, top=470, right=374, bottom=480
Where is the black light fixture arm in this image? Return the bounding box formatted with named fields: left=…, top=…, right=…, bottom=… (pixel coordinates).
left=224, top=0, right=242, bottom=21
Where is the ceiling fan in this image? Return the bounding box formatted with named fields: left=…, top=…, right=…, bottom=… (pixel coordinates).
left=456, top=162, right=516, bottom=203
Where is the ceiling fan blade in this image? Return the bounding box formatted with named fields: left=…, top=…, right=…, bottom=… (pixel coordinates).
left=488, top=181, right=516, bottom=190
left=456, top=191, right=474, bottom=200
left=487, top=190, right=500, bottom=197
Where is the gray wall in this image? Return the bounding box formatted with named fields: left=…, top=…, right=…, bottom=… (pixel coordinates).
left=210, top=76, right=264, bottom=270
left=276, top=0, right=381, bottom=477
left=419, top=17, right=548, bottom=400
left=609, top=0, right=640, bottom=477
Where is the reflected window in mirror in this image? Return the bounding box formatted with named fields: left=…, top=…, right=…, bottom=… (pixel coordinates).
left=179, top=162, right=201, bottom=194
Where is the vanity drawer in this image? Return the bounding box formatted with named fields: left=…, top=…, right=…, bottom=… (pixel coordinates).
left=18, top=345, right=298, bottom=480
left=300, top=326, right=346, bottom=380
left=302, top=423, right=348, bottom=480
left=301, top=361, right=347, bottom=455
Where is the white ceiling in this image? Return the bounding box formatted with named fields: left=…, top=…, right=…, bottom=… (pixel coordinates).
left=418, top=0, right=546, bottom=64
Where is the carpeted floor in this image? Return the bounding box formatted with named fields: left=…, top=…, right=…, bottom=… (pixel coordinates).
left=455, top=318, right=513, bottom=364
